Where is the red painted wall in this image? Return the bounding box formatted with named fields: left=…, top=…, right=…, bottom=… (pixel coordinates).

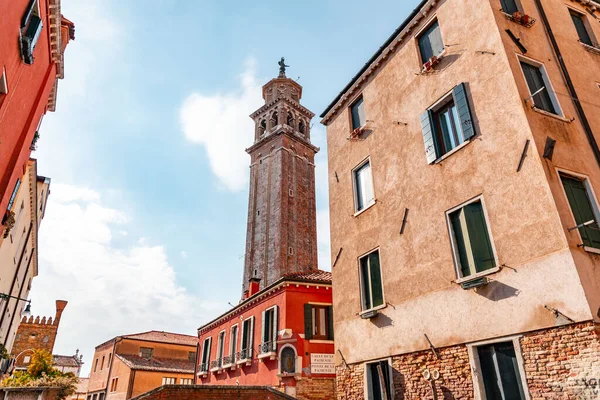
left=196, top=284, right=334, bottom=389
left=0, top=0, right=66, bottom=223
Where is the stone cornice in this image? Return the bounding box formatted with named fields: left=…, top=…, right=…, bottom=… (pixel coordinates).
left=250, top=96, right=315, bottom=120
left=245, top=125, right=320, bottom=154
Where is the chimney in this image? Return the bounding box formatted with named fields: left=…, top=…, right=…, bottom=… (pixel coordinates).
left=54, top=300, right=68, bottom=326
left=248, top=278, right=261, bottom=297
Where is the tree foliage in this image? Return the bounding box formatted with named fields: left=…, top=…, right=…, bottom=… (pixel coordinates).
left=1, top=349, right=78, bottom=399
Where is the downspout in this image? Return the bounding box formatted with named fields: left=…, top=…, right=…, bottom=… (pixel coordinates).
left=533, top=0, right=600, bottom=167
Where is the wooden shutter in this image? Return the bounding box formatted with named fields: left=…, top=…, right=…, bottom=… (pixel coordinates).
left=248, top=317, right=254, bottom=358
left=21, top=0, right=36, bottom=28
left=520, top=62, right=556, bottom=114
left=450, top=210, right=472, bottom=278
left=453, top=83, right=476, bottom=141
left=571, top=12, right=593, bottom=46
left=261, top=310, right=266, bottom=348
left=420, top=110, right=439, bottom=164
left=562, top=175, right=600, bottom=248
left=272, top=306, right=278, bottom=352
left=465, top=201, right=496, bottom=273
left=369, top=252, right=384, bottom=308
left=304, top=304, right=313, bottom=340
left=327, top=306, right=334, bottom=340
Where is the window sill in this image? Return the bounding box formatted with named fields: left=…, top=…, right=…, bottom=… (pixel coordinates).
left=455, top=266, right=501, bottom=284
left=258, top=352, right=277, bottom=360
left=584, top=246, right=600, bottom=255
left=531, top=107, right=572, bottom=123
left=433, top=139, right=472, bottom=164
left=580, top=41, right=600, bottom=55
left=308, top=339, right=334, bottom=344
left=236, top=358, right=252, bottom=367
left=197, top=371, right=208, bottom=377
left=359, top=303, right=387, bottom=317
left=353, top=200, right=377, bottom=218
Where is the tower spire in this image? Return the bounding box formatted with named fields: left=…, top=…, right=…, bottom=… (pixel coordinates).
left=278, top=57, right=289, bottom=78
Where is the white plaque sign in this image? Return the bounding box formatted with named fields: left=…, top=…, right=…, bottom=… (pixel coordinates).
left=310, top=353, right=335, bottom=374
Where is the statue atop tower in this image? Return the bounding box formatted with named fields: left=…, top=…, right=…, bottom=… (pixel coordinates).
left=242, top=61, right=319, bottom=296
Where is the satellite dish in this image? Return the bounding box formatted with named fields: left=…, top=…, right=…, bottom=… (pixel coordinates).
left=422, top=369, right=431, bottom=380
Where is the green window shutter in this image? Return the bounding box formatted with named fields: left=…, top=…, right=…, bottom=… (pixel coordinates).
left=304, top=304, right=313, bottom=340
left=327, top=306, right=334, bottom=340
left=561, top=175, right=600, bottom=248
left=571, top=13, right=593, bottom=46
left=520, top=62, right=556, bottom=114
left=465, top=201, right=496, bottom=273
left=452, top=83, right=476, bottom=141
left=360, top=257, right=372, bottom=310
left=420, top=110, right=439, bottom=164
left=450, top=210, right=472, bottom=278
left=369, top=252, right=384, bottom=308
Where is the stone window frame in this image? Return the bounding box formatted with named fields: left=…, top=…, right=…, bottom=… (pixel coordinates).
left=556, top=167, right=600, bottom=255
left=445, top=195, right=501, bottom=284
left=357, top=247, right=387, bottom=316
left=414, top=15, right=446, bottom=67
left=517, top=55, right=565, bottom=118
left=566, top=5, right=597, bottom=48
left=363, top=357, right=394, bottom=400
left=466, top=335, right=531, bottom=400
left=351, top=156, right=376, bottom=216
left=277, top=344, right=299, bottom=376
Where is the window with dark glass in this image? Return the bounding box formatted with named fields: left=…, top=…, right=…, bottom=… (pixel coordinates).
left=418, top=20, right=445, bottom=64
left=188, top=351, right=196, bottom=363
left=353, top=160, right=375, bottom=212
left=359, top=250, right=384, bottom=312
left=260, top=307, right=278, bottom=353
left=520, top=61, right=558, bottom=115
left=366, top=360, right=393, bottom=400
left=200, top=337, right=211, bottom=372
left=448, top=199, right=496, bottom=279
left=304, top=304, right=334, bottom=340
left=570, top=11, right=594, bottom=47
left=240, top=317, right=254, bottom=360
left=20, top=0, right=43, bottom=65
left=350, top=96, right=365, bottom=130
left=477, top=342, right=526, bottom=400
left=139, top=347, right=154, bottom=359
left=500, top=0, right=520, bottom=14
left=561, top=174, right=600, bottom=249
left=420, top=83, right=476, bottom=163
left=280, top=347, right=297, bottom=374
left=216, top=331, right=225, bottom=366
left=228, top=325, right=238, bottom=363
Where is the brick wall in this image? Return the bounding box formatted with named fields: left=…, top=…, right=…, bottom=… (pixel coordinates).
left=296, top=377, right=336, bottom=400
left=130, top=385, right=295, bottom=400
left=336, top=322, right=600, bottom=399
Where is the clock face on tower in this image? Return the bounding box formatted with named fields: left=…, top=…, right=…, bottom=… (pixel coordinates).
left=242, top=69, right=319, bottom=297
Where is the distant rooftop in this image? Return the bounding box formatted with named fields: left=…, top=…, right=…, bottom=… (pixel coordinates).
left=75, top=378, right=89, bottom=394
left=116, top=354, right=194, bottom=374
left=96, top=330, right=197, bottom=349
left=283, top=270, right=332, bottom=283
left=53, top=354, right=82, bottom=368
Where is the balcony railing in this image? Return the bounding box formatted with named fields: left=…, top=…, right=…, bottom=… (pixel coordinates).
left=198, top=362, right=208, bottom=373
left=259, top=341, right=275, bottom=354
left=236, top=348, right=252, bottom=363
left=222, top=354, right=236, bottom=366
left=209, top=358, right=222, bottom=371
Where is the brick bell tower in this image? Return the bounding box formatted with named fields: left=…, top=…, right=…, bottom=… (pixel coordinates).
left=242, top=58, right=319, bottom=296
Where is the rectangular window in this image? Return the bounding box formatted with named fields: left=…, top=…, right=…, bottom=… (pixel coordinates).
left=570, top=10, right=594, bottom=47
left=188, top=351, right=196, bottom=363
left=161, top=377, right=176, bottom=385
left=240, top=317, right=254, bottom=360
left=520, top=60, right=560, bottom=115
left=350, top=96, right=366, bottom=130
left=94, top=358, right=98, bottom=372
left=216, top=331, right=225, bottom=364
left=448, top=199, right=496, bottom=279
left=304, top=304, right=334, bottom=340
left=20, top=0, right=43, bottom=65
left=100, top=356, right=104, bottom=371
left=7, top=179, right=21, bottom=210
left=365, top=360, right=393, bottom=400
left=260, top=306, right=278, bottom=354
left=500, top=0, right=520, bottom=14
left=180, top=378, right=193, bottom=385
left=359, top=250, right=384, bottom=312
left=353, top=160, right=375, bottom=212
left=561, top=174, right=600, bottom=249
left=200, top=337, right=211, bottom=372
left=110, top=378, right=118, bottom=392
left=0, top=67, right=8, bottom=95
left=230, top=325, right=238, bottom=360
left=420, top=83, right=475, bottom=163
left=477, top=342, right=526, bottom=399
left=418, top=20, right=445, bottom=64
left=139, top=347, right=153, bottom=359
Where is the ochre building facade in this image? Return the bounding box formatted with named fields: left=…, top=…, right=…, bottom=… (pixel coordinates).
left=321, top=0, right=600, bottom=398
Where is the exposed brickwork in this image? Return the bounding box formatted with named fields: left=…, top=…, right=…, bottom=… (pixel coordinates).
left=336, top=323, right=600, bottom=399
left=11, top=300, right=67, bottom=368
left=130, top=385, right=295, bottom=400
left=296, top=377, right=336, bottom=400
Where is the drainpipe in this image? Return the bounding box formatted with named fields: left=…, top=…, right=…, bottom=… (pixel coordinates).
left=533, top=0, right=600, bottom=168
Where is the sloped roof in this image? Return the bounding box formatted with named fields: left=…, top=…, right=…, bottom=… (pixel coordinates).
left=116, top=354, right=194, bottom=374
left=283, top=270, right=332, bottom=283
left=75, top=378, right=89, bottom=394
left=123, top=331, right=198, bottom=346
left=53, top=355, right=81, bottom=368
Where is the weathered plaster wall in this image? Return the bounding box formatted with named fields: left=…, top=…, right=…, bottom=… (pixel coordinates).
left=324, top=0, right=594, bottom=366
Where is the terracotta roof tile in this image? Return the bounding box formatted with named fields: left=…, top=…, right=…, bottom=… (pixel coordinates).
left=53, top=355, right=82, bottom=368
left=75, top=378, right=89, bottom=394
left=283, top=270, right=332, bottom=283
left=116, top=354, right=195, bottom=374
left=123, top=331, right=197, bottom=346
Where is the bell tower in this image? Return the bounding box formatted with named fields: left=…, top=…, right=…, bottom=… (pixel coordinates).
left=242, top=59, right=319, bottom=296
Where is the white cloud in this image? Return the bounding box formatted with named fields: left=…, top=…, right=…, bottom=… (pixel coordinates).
left=179, top=58, right=264, bottom=192
left=32, top=185, right=224, bottom=376
left=180, top=251, right=188, bottom=259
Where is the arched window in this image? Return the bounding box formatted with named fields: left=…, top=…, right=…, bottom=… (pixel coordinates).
left=298, top=120, right=305, bottom=134
left=271, top=111, right=278, bottom=125
left=287, top=112, right=294, bottom=127
left=280, top=346, right=296, bottom=374
left=259, top=119, right=267, bottom=136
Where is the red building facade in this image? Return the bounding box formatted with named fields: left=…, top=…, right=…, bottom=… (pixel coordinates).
left=0, top=0, right=74, bottom=238
left=195, top=64, right=335, bottom=400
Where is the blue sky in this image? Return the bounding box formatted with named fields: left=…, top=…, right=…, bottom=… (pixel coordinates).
left=30, top=0, right=422, bottom=375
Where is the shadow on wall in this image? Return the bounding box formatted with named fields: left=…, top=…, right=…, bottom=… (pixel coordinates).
left=370, top=313, right=394, bottom=329
left=475, top=281, right=521, bottom=302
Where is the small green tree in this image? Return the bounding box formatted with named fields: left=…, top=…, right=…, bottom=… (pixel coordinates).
left=27, top=349, right=55, bottom=378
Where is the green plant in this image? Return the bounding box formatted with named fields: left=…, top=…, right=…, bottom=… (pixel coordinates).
left=0, top=344, right=9, bottom=360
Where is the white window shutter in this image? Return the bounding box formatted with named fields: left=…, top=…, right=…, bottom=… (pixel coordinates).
left=272, top=306, right=278, bottom=352
left=261, top=310, right=266, bottom=350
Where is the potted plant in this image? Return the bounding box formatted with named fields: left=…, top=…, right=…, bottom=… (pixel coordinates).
left=512, top=11, right=523, bottom=23
left=2, top=210, right=15, bottom=239
left=520, top=14, right=531, bottom=25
